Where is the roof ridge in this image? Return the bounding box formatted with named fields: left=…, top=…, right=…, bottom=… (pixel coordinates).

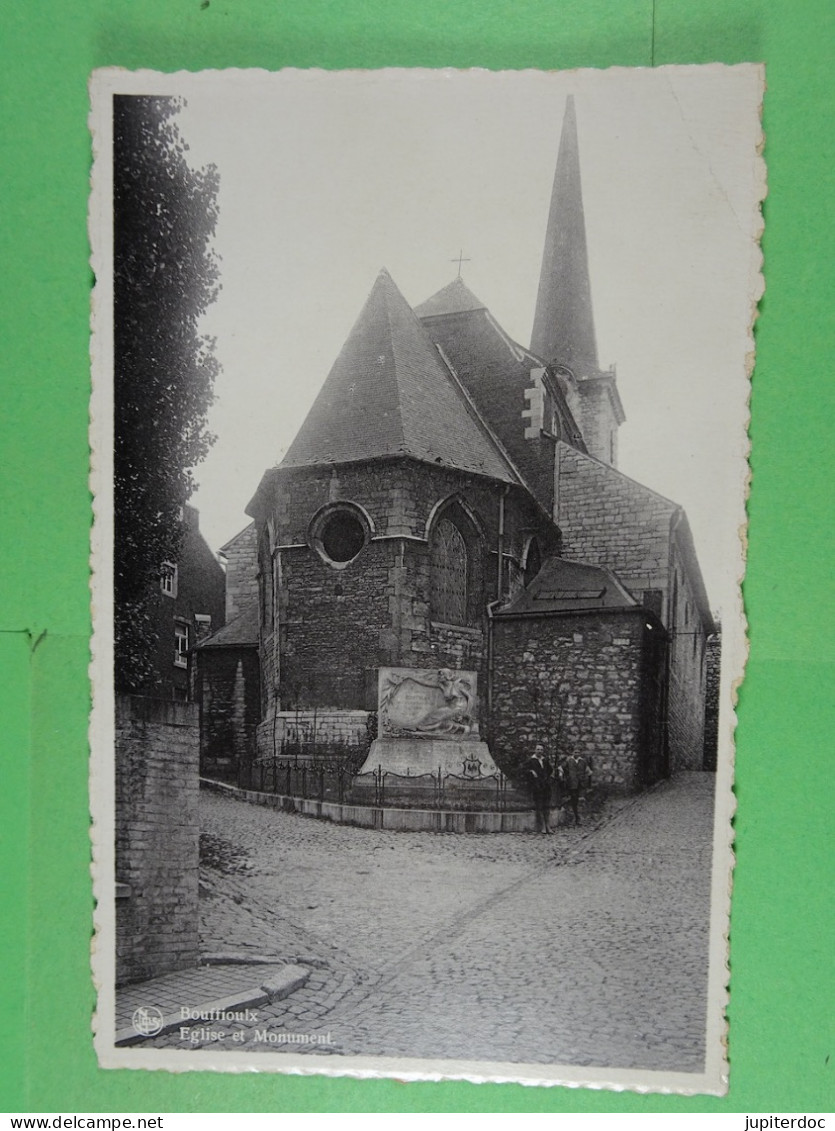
left=433, top=342, right=525, bottom=490
left=381, top=273, right=408, bottom=453
left=387, top=275, right=518, bottom=479
left=414, top=276, right=487, bottom=318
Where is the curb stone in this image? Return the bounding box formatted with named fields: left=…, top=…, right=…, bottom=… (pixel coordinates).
left=115, top=964, right=310, bottom=1046
left=202, top=952, right=330, bottom=969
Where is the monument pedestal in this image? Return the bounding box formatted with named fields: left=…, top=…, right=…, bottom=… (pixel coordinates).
left=350, top=667, right=527, bottom=811
left=352, top=737, right=509, bottom=809
left=357, top=737, right=500, bottom=779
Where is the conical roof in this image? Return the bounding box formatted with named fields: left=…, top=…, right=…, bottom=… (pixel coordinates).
left=530, top=96, right=600, bottom=377
left=414, top=277, right=487, bottom=318
left=280, top=270, right=518, bottom=483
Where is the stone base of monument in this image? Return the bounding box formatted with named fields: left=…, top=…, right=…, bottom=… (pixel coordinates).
left=351, top=738, right=529, bottom=811
left=351, top=666, right=530, bottom=812
left=360, top=737, right=501, bottom=778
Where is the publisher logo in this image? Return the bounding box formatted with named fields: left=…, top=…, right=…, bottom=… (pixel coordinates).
left=132, top=1005, right=164, bottom=1037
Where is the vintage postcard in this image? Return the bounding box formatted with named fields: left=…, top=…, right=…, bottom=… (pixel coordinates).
left=89, top=65, right=764, bottom=1092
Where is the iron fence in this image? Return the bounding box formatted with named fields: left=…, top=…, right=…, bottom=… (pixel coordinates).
left=237, top=758, right=526, bottom=812
left=237, top=758, right=354, bottom=804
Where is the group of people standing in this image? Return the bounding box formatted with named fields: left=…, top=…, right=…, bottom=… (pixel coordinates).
left=523, top=744, right=593, bottom=833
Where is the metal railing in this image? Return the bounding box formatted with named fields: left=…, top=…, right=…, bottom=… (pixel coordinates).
left=237, top=758, right=354, bottom=804
left=236, top=758, right=525, bottom=812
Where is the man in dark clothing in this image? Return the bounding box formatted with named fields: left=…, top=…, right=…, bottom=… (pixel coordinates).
left=524, top=744, right=553, bottom=833
left=560, top=749, right=592, bottom=826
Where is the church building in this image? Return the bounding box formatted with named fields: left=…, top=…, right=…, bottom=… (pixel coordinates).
left=200, top=96, right=715, bottom=793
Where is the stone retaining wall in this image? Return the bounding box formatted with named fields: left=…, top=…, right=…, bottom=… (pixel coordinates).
left=115, top=694, right=199, bottom=985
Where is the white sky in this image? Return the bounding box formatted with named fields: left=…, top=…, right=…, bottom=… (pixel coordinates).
left=168, top=66, right=763, bottom=616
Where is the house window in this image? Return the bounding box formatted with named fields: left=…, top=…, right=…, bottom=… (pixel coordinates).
left=430, top=517, right=468, bottom=625
left=174, top=622, right=189, bottom=667
left=161, top=561, right=178, bottom=598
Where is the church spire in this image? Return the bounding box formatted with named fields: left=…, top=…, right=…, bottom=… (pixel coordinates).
left=530, top=95, right=599, bottom=378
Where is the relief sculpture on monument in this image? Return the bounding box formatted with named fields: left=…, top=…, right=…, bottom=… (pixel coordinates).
left=379, top=668, right=477, bottom=738
left=359, top=666, right=502, bottom=780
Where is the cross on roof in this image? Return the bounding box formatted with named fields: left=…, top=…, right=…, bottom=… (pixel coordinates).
left=450, top=249, right=471, bottom=277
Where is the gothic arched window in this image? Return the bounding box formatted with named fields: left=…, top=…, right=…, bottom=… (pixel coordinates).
left=430, top=517, right=468, bottom=625
left=524, top=537, right=543, bottom=585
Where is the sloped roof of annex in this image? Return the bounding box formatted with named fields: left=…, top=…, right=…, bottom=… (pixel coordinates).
left=494, top=555, right=639, bottom=618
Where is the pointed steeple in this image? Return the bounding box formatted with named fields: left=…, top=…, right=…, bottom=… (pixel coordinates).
left=530, top=96, right=599, bottom=378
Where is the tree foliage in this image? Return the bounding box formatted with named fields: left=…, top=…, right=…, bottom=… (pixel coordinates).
left=113, top=95, right=220, bottom=692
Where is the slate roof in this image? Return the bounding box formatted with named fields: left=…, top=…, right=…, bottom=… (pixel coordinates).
left=415, top=291, right=587, bottom=516
left=279, top=269, right=519, bottom=484
left=219, top=521, right=255, bottom=555
left=414, top=277, right=487, bottom=318
left=196, top=600, right=259, bottom=648
left=494, top=556, right=637, bottom=617
left=531, top=95, right=601, bottom=379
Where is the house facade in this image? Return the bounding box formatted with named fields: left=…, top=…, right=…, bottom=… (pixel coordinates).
left=149, top=503, right=226, bottom=701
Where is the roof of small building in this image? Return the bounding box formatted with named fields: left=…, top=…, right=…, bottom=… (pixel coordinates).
left=414, top=277, right=487, bottom=319
left=196, top=600, right=259, bottom=648
left=218, top=521, right=256, bottom=555
left=494, top=555, right=638, bottom=617
left=278, top=269, right=519, bottom=485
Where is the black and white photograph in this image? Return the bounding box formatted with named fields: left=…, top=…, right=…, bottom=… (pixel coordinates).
left=89, top=65, right=764, bottom=1092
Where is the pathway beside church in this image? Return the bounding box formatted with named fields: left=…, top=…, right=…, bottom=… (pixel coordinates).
left=145, top=775, right=715, bottom=1072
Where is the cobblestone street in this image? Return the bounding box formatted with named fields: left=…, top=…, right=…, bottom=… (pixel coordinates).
left=147, top=774, right=716, bottom=1073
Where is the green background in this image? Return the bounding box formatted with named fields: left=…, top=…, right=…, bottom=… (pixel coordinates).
left=2, top=0, right=832, bottom=1114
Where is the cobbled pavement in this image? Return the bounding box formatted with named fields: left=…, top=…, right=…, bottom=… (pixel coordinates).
left=147, top=774, right=716, bottom=1073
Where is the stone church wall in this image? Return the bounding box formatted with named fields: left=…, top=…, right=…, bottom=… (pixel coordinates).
left=115, top=694, right=199, bottom=985
left=491, top=610, right=663, bottom=792
left=574, top=379, right=619, bottom=466
left=277, top=539, right=394, bottom=708
left=555, top=443, right=710, bottom=773
left=253, top=458, right=560, bottom=755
